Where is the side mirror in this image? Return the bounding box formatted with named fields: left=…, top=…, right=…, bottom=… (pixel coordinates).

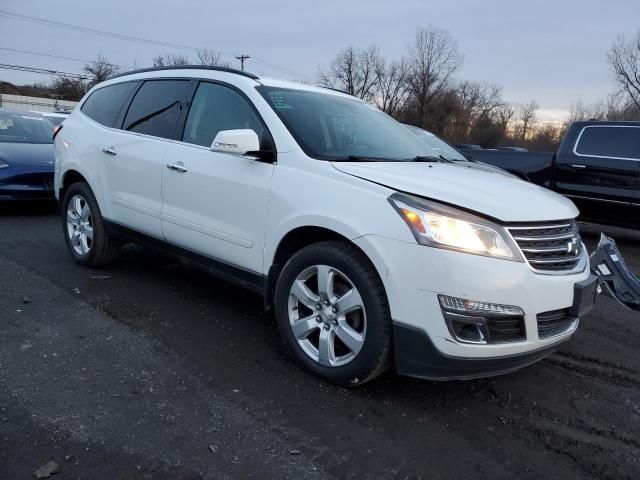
left=211, top=129, right=260, bottom=156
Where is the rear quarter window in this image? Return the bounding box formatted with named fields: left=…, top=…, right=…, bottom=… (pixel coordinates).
left=575, top=126, right=640, bottom=160
left=81, top=82, right=138, bottom=127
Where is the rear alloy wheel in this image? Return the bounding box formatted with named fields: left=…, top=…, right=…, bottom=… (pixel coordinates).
left=61, top=182, right=120, bottom=267
left=66, top=194, right=94, bottom=256
left=275, top=241, right=392, bottom=386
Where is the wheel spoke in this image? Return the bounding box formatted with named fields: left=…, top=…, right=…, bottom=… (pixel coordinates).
left=316, top=265, right=335, bottom=300
left=73, top=196, right=83, bottom=217
left=67, top=210, right=79, bottom=224
left=335, top=288, right=363, bottom=314
left=80, top=234, right=90, bottom=253
left=290, top=279, right=319, bottom=309
left=80, top=202, right=90, bottom=221
left=291, top=314, right=319, bottom=340
left=84, top=225, right=94, bottom=241
left=336, top=319, right=364, bottom=354
left=317, top=328, right=335, bottom=366
left=71, top=230, right=81, bottom=247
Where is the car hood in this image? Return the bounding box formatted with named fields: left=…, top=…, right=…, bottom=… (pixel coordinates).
left=331, top=161, right=578, bottom=222
left=0, top=142, right=55, bottom=167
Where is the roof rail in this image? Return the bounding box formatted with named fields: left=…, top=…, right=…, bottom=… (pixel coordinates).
left=110, top=65, right=260, bottom=81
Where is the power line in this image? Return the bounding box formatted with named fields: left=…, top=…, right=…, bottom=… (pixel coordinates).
left=0, top=62, right=88, bottom=80
left=0, top=9, right=314, bottom=80
left=0, top=47, right=125, bottom=68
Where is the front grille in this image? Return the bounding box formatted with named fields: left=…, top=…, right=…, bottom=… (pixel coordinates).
left=486, top=315, right=526, bottom=342
left=537, top=308, right=576, bottom=338
left=507, top=221, right=583, bottom=272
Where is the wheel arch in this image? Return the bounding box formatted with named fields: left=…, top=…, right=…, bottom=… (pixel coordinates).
left=264, top=225, right=386, bottom=311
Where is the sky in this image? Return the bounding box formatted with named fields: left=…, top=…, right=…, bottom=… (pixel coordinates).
left=1, top=0, right=638, bottom=123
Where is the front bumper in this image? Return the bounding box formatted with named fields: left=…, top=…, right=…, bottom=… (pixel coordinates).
left=354, top=234, right=593, bottom=370
left=0, top=168, right=55, bottom=200
left=393, top=322, right=566, bottom=380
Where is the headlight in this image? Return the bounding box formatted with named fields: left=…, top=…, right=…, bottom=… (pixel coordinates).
left=0, top=160, right=10, bottom=169
left=389, top=193, right=523, bottom=261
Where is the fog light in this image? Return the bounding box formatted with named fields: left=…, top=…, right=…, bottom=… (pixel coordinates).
left=439, top=295, right=526, bottom=344
left=438, top=295, right=524, bottom=316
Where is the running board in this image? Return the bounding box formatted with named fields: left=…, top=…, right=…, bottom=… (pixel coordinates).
left=590, top=234, right=640, bottom=312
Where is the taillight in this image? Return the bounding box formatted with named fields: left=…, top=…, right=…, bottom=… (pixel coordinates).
left=52, top=124, right=63, bottom=141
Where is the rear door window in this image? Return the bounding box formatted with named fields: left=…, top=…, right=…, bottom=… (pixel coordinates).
left=575, top=126, right=640, bottom=160
left=122, top=80, right=191, bottom=140
left=182, top=82, right=264, bottom=147
left=81, top=82, right=137, bottom=127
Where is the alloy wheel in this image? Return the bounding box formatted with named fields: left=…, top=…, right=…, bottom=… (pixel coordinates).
left=287, top=265, right=367, bottom=367
left=66, top=194, right=93, bottom=255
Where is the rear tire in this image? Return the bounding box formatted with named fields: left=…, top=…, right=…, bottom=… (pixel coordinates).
left=274, top=240, right=392, bottom=387
left=61, top=182, right=120, bottom=267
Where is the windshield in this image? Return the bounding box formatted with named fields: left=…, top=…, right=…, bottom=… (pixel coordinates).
left=0, top=111, right=53, bottom=144
left=44, top=115, right=65, bottom=127
left=257, top=86, right=442, bottom=161
left=405, top=125, right=467, bottom=161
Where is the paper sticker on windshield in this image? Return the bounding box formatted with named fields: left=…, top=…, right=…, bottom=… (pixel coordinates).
left=269, top=92, right=294, bottom=110
left=0, top=118, right=13, bottom=129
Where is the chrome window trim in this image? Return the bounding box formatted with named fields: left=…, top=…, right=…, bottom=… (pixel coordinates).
left=572, top=125, right=640, bottom=161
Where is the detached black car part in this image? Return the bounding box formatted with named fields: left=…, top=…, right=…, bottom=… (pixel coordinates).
left=590, top=234, right=640, bottom=312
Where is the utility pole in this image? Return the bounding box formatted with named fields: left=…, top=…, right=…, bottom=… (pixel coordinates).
left=235, top=54, right=250, bottom=71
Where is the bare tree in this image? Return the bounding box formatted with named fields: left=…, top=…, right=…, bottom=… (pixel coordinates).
left=83, top=55, right=121, bottom=89
left=197, top=49, right=229, bottom=67
left=50, top=76, right=87, bottom=101
left=374, top=57, right=409, bottom=115
left=319, top=45, right=381, bottom=101
left=514, top=100, right=539, bottom=141
left=153, top=53, right=191, bottom=67
left=406, top=26, right=463, bottom=127
left=608, top=32, right=640, bottom=111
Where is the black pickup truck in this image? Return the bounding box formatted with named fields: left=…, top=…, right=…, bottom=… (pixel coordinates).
left=460, top=121, right=640, bottom=228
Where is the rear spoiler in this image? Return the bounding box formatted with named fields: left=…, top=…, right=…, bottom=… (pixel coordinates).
left=590, top=234, right=640, bottom=312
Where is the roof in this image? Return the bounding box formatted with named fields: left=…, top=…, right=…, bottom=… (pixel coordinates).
left=110, top=65, right=259, bottom=81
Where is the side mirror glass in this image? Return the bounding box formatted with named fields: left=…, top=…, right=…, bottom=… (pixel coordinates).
left=210, top=129, right=260, bottom=156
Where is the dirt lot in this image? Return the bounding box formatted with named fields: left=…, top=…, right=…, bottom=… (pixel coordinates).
left=1, top=203, right=639, bottom=479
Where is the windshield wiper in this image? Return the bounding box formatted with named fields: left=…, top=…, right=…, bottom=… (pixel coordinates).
left=413, top=155, right=443, bottom=162
left=339, top=155, right=404, bottom=162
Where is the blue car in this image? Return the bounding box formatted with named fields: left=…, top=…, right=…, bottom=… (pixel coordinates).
left=0, top=108, right=56, bottom=200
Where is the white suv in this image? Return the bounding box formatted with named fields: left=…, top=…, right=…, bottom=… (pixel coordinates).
left=54, top=66, right=597, bottom=386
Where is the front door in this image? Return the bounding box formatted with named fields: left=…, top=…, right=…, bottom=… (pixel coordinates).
left=161, top=81, right=275, bottom=273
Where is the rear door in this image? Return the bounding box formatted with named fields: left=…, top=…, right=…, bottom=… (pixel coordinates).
left=100, top=79, right=192, bottom=238
left=554, top=125, right=640, bottom=226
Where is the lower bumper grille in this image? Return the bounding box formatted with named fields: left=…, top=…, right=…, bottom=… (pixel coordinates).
left=486, top=315, right=526, bottom=342
left=537, top=308, right=575, bottom=338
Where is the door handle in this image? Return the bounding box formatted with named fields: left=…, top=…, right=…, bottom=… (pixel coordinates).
left=570, top=164, right=587, bottom=169
left=102, top=147, right=117, bottom=156
left=166, top=163, right=188, bottom=173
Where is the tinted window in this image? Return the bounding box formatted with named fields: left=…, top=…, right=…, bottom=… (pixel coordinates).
left=81, top=82, right=137, bottom=127
left=123, top=80, right=190, bottom=139
left=183, top=82, right=264, bottom=147
left=576, top=126, right=640, bottom=160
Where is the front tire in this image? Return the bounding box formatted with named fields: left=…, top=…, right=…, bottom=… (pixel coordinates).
left=274, top=241, right=392, bottom=386
left=61, top=182, right=120, bottom=267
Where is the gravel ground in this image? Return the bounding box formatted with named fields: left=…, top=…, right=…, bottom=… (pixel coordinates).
left=1, top=203, right=639, bottom=479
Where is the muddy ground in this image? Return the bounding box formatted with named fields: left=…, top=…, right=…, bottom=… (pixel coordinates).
left=1, top=204, right=639, bottom=479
